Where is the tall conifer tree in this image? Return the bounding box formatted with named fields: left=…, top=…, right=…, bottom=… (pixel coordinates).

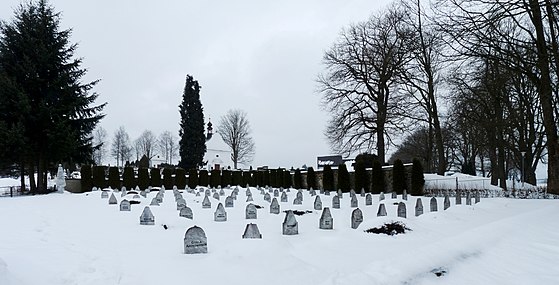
left=178, top=75, right=206, bottom=169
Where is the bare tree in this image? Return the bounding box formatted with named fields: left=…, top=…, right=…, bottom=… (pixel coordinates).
left=216, top=109, right=255, bottom=169
left=135, top=130, right=157, bottom=166
left=92, top=126, right=107, bottom=165
left=111, top=126, right=131, bottom=167
left=158, top=131, right=178, bottom=164
left=318, top=5, right=414, bottom=163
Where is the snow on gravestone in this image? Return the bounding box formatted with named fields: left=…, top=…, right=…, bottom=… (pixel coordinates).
left=377, top=203, right=387, bottom=217
left=55, top=164, right=66, bottom=193
left=246, top=203, right=257, bottom=219
left=264, top=193, right=271, bottom=202
left=379, top=192, right=385, bottom=201
left=351, top=208, right=363, bottom=229
left=351, top=195, right=358, bottom=208
left=282, top=210, right=299, bottom=235
left=225, top=196, right=234, bottom=208
left=430, top=197, right=438, bottom=212
left=270, top=198, right=280, bottom=214
left=214, top=203, right=227, bottom=222
left=466, top=191, right=472, bottom=205
left=314, top=196, right=322, bottom=211
left=415, top=198, right=424, bottom=217
left=179, top=206, right=193, bottom=219
left=391, top=192, right=397, bottom=199
left=365, top=194, right=372, bottom=206
left=101, top=191, right=109, bottom=199
left=444, top=194, right=451, bottom=210
left=397, top=202, right=406, bottom=218
left=92, top=187, right=98, bottom=191
left=332, top=195, right=340, bottom=209
left=319, top=207, right=333, bottom=230
left=140, top=206, right=155, bottom=225
left=202, top=195, right=212, bottom=208
left=109, top=193, right=118, bottom=205
left=456, top=190, right=462, bottom=205
left=281, top=192, right=288, bottom=203
left=120, top=199, right=131, bottom=211
left=242, top=223, right=262, bottom=239
left=184, top=226, right=208, bottom=254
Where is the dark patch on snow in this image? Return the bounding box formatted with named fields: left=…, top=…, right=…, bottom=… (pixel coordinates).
left=127, top=191, right=138, bottom=195
left=431, top=267, right=448, bottom=277
left=254, top=204, right=264, bottom=209
left=364, top=221, right=411, bottom=235
left=130, top=200, right=141, bottom=205
left=284, top=210, right=313, bottom=216
left=162, top=224, right=168, bottom=230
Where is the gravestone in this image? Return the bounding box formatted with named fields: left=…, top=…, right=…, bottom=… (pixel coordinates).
left=231, top=191, right=237, bottom=200
left=332, top=195, right=340, bottom=209
left=456, top=190, right=462, bottom=205
left=195, top=191, right=201, bottom=197
left=402, top=189, right=408, bottom=200
left=293, top=197, right=302, bottom=205
left=324, top=190, right=330, bottom=196
left=377, top=203, right=387, bottom=217
left=282, top=210, right=298, bottom=235
left=246, top=203, right=257, bottom=219
left=202, top=195, right=211, bottom=208
left=475, top=190, right=480, bottom=204
left=415, top=198, right=424, bottom=216
left=150, top=198, right=160, bottom=206
left=120, top=199, right=131, bottom=211
left=205, top=189, right=211, bottom=196
left=351, top=195, right=358, bottom=208
left=365, top=193, right=372, bottom=206
left=397, top=202, right=406, bottom=218
left=360, top=188, right=365, bottom=197
left=310, top=189, right=316, bottom=196
left=260, top=189, right=265, bottom=195
left=155, top=193, right=163, bottom=203
left=337, top=189, right=343, bottom=198
left=219, top=189, right=225, bottom=196
left=92, top=187, right=98, bottom=191
left=314, top=195, right=323, bottom=210
left=101, top=191, right=109, bottom=199
left=246, top=189, right=252, bottom=196
left=140, top=206, right=155, bottom=225
left=246, top=195, right=253, bottom=202
left=391, top=192, right=397, bottom=199
left=214, top=203, right=227, bottom=222
left=264, top=193, right=271, bottom=202
left=133, top=194, right=141, bottom=200
left=281, top=192, right=288, bottom=202
left=109, top=193, right=118, bottom=205
left=274, top=189, right=279, bottom=197
left=350, top=189, right=356, bottom=197
left=179, top=206, right=193, bottom=219
left=379, top=192, right=385, bottom=201
left=319, top=207, right=333, bottom=230
left=430, top=197, right=438, bottom=212
left=121, top=188, right=127, bottom=197
left=177, top=198, right=187, bottom=210
left=351, top=208, right=363, bottom=229
left=140, top=190, right=147, bottom=198
left=213, top=192, right=220, bottom=200
left=296, top=192, right=303, bottom=201
left=270, top=198, right=280, bottom=214
left=466, top=191, right=472, bottom=205
left=184, top=226, right=207, bottom=254
left=444, top=194, right=450, bottom=210
left=242, top=223, right=262, bottom=239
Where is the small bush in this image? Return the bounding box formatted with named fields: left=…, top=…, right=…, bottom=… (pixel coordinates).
left=411, top=158, right=425, bottom=195
left=364, top=221, right=411, bottom=235
left=150, top=168, right=161, bottom=187
left=337, top=164, right=350, bottom=192
left=122, top=167, right=135, bottom=189
left=392, top=159, right=406, bottom=194
left=188, top=168, right=198, bottom=188
left=210, top=169, right=221, bottom=188
left=108, top=167, right=120, bottom=189
left=162, top=168, right=174, bottom=189
left=80, top=165, right=93, bottom=192
left=306, top=167, right=317, bottom=190
left=92, top=165, right=107, bottom=189
left=371, top=160, right=384, bottom=194
left=199, top=170, right=209, bottom=187
left=293, top=169, right=302, bottom=189
left=322, top=165, right=334, bottom=191
left=174, top=168, right=187, bottom=189
left=137, top=168, right=149, bottom=190
left=284, top=210, right=313, bottom=216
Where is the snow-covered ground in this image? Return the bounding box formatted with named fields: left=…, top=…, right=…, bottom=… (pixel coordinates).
left=0, top=183, right=558, bottom=285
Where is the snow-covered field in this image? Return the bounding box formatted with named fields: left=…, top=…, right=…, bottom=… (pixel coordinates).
left=0, top=184, right=558, bottom=285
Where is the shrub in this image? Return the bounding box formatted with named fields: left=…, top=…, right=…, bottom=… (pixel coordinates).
left=283, top=170, right=292, bottom=189
left=221, top=169, right=232, bottom=187
left=354, top=160, right=369, bottom=193
left=92, top=165, right=107, bottom=189
left=337, top=164, right=350, bottom=192
left=371, top=160, right=384, bottom=194
left=364, top=221, right=411, bottom=235
left=150, top=168, right=161, bottom=188
left=293, top=169, right=302, bottom=190
left=306, top=167, right=317, bottom=190
left=188, top=168, right=198, bottom=188
left=210, top=169, right=221, bottom=188
left=122, top=167, right=135, bottom=189
left=80, top=165, right=93, bottom=192
left=231, top=170, right=242, bottom=186
left=108, top=167, right=120, bottom=189
left=355, top=153, right=379, bottom=168
left=392, top=159, right=406, bottom=194
left=322, top=165, right=334, bottom=191
left=175, top=168, right=187, bottom=189
left=199, top=170, right=209, bottom=187
left=137, top=168, right=149, bottom=190
left=411, top=158, right=425, bottom=195
left=162, top=168, right=174, bottom=189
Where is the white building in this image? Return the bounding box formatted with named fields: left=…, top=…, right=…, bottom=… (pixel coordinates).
left=203, top=120, right=233, bottom=171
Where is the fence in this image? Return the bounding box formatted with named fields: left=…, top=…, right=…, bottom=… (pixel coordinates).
left=0, top=186, right=26, bottom=197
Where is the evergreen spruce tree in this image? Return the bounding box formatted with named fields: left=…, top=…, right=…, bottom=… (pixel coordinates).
left=178, top=75, right=206, bottom=170
left=269, top=169, right=278, bottom=188
left=354, top=160, right=369, bottom=193
left=108, top=167, right=120, bottom=189
left=122, top=167, right=135, bottom=189
left=293, top=169, right=303, bottom=190
left=188, top=168, right=198, bottom=189
left=392, top=159, right=406, bottom=194
left=371, top=160, right=385, bottom=194
left=221, top=169, right=232, bottom=187
left=174, top=168, right=187, bottom=189
left=322, top=165, right=334, bottom=191
left=150, top=168, right=161, bottom=188
left=138, top=168, right=149, bottom=190
left=262, top=170, right=270, bottom=187
left=337, top=164, right=350, bottom=192
left=210, top=169, right=221, bottom=188
left=283, top=170, right=292, bottom=189
left=306, top=167, right=317, bottom=190
left=80, top=165, right=93, bottom=192
left=92, top=166, right=107, bottom=189
left=411, top=158, right=425, bottom=195
left=199, top=170, right=209, bottom=187
left=0, top=0, right=106, bottom=193
left=231, top=170, right=242, bottom=186
left=163, top=168, right=174, bottom=189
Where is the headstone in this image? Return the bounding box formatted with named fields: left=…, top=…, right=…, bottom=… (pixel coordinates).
left=391, top=192, right=397, bottom=199
left=213, top=192, right=220, bottom=200
left=319, top=207, right=333, bottom=230
left=337, top=189, right=343, bottom=198
left=150, top=198, right=160, bottom=206
left=282, top=210, right=298, bottom=235
left=466, top=191, right=472, bottom=205
left=325, top=190, right=330, bottom=196
left=205, top=189, right=211, bottom=196
left=397, top=202, right=406, bottom=218
left=332, top=195, right=340, bottom=209
left=270, top=198, right=280, bottom=214
left=351, top=208, right=363, bottom=229
left=121, top=188, right=127, bottom=197
left=120, top=199, right=131, bottom=211
left=350, top=195, right=358, bottom=208
left=365, top=193, right=372, bottom=206
left=140, top=190, right=147, bottom=198
left=179, top=206, right=193, bottom=219
left=273, top=189, right=279, bottom=197
left=55, top=164, right=66, bottom=193
left=379, top=192, right=385, bottom=201
left=430, top=197, right=438, bottom=212
left=242, top=223, right=262, bottom=239
left=360, top=188, right=365, bottom=197
left=402, top=189, right=408, bottom=200
left=456, top=190, right=462, bottom=205
left=109, top=193, right=118, bottom=205
left=281, top=192, right=288, bottom=202
left=246, top=189, right=252, bottom=196
left=314, top=195, right=322, bottom=210
left=184, top=226, right=207, bottom=254
left=293, top=197, right=302, bottom=205
left=133, top=194, right=140, bottom=200
left=264, top=193, right=271, bottom=202
left=140, top=206, right=155, bottom=225
left=231, top=191, right=237, bottom=200
left=350, top=189, right=356, bottom=197
left=195, top=191, right=201, bottom=197
left=177, top=198, right=187, bottom=210
left=444, top=194, right=451, bottom=210
left=475, top=190, right=480, bottom=204
left=92, top=187, right=98, bottom=191
left=202, top=195, right=211, bottom=208
left=101, top=191, right=109, bottom=199
left=415, top=198, right=424, bottom=216
left=245, top=203, right=257, bottom=219
left=246, top=195, right=253, bottom=202
left=219, top=189, right=225, bottom=196
left=214, top=203, right=227, bottom=222
left=296, top=191, right=303, bottom=201
left=377, top=203, right=387, bottom=217
left=310, top=189, right=316, bottom=196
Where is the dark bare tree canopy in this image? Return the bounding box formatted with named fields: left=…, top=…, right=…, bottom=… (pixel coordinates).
left=216, top=109, right=255, bottom=169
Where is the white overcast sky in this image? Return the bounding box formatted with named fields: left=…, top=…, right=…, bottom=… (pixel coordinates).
left=1, top=0, right=392, bottom=169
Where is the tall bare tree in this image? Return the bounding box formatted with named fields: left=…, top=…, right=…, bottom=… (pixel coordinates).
left=111, top=126, right=131, bottom=167
left=135, top=130, right=157, bottom=167
left=159, top=131, right=178, bottom=164
left=216, top=109, right=255, bottom=169
left=92, top=126, right=107, bottom=165
left=318, top=5, right=414, bottom=163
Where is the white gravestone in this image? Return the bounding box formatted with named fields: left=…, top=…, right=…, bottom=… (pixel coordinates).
left=202, top=195, right=212, bottom=208
left=109, top=193, right=118, bottom=205
left=314, top=196, right=322, bottom=211
left=415, top=198, right=424, bottom=216
left=242, top=223, right=262, bottom=239
left=120, top=199, right=131, bottom=211
left=377, top=203, right=387, bottom=217
left=270, top=198, right=280, bottom=214
left=282, top=210, right=299, bottom=235
left=140, top=206, right=155, bottom=225
left=351, top=208, right=363, bottom=229
left=101, top=191, right=109, bottom=199
left=225, top=196, right=234, bottom=207
left=179, top=206, right=193, bottom=219
left=245, top=203, right=257, bottom=219
left=397, top=202, right=406, bottom=218
left=319, top=207, right=333, bottom=230
left=214, top=203, right=227, bottom=222
left=184, top=226, right=208, bottom=254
